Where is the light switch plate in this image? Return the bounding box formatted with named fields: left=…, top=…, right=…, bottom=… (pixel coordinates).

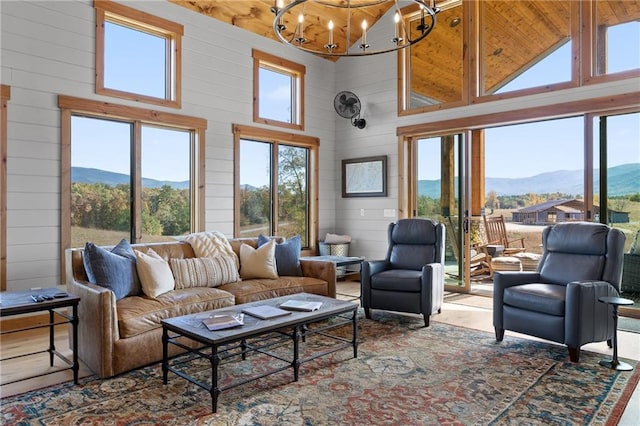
left=383, top=209, right=396, bottom=217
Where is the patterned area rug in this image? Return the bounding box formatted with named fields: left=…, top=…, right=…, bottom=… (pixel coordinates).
left=2, top=312, right=639, bottom=425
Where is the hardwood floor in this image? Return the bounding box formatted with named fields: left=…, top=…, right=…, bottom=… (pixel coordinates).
left=1, top=285, right=638, bottom=424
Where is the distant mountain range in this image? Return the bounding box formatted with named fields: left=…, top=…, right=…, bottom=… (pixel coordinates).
left=73, top=163, right=639, bottom=197
left=418, top=163, right=639, bottom=197
left=72, top=167, right=190, bottom=190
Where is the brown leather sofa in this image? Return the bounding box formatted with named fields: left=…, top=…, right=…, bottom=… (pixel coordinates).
left=66, top=237, right=336, bottom=378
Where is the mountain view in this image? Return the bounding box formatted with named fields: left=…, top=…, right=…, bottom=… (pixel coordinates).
left=418, top=163, right=639, bottom=198
left=72, top=167, right=190, bottom=190
left=73, top=163, right=639, bottom=198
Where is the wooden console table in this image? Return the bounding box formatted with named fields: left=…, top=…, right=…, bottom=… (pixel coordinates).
left=0, top=288, right=80, bottom=385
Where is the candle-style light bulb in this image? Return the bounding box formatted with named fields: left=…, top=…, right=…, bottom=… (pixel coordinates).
left=297, top=13, right=304, bottom=39
left=394, top=12, right=400, bottom=39
left=277, top=0, right=283, bottom=8
left=328, top=20, right=334, bottom=45
left=361, top=19, right=367, bottom=45
left=392, top=12, right=403, bottom=45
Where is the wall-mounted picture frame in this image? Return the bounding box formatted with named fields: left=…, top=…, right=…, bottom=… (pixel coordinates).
left=342, top=155, right=387, bottom=198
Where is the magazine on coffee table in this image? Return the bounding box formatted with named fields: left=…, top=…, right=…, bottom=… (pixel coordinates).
left=279, top=300, right=323, bottom=312
left=202, top=313, right=244, bottom=331
left=241, top=305, right=292, bottom=320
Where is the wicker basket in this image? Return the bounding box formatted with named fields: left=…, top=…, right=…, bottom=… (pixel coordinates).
left=621, top=253, right=640, bottom=294
left=318, top=242, right=350, bottom=276
left=318, top=242, right=350, bottom=257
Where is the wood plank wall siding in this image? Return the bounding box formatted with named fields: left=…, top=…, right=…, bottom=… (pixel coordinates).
left=2, top=0, right=639, bottom=293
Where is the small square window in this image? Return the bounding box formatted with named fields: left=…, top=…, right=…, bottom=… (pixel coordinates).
left=95, top=1, right=183, bottom=108
left=253, top=50, right=305, bottom=130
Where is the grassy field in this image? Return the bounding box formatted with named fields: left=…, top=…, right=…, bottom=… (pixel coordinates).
left=493, top=201, right=639, bottom=253
left=71, top=227, right=182, bottom=248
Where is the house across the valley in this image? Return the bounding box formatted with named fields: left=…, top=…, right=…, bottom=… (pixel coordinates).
left=512, top=199, right=630, bottom=224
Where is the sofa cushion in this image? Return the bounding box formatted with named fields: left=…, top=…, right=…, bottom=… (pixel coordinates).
left=116, top=287, right=236, bottom=338
left=219, top=276, right=328, bottom=305
left=258, top=234, right=303, bottom=276
left=184, top=231, right=239, bottom=269
left=83, top=239, right=141, bottom=301
left=169, top=255, right=239, bottom=289
left=239, top=240, right=278, bottom=279
left=135, top=248, right=175, bottom=298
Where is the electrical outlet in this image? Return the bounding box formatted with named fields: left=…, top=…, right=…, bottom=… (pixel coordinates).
left=360, top=209, right=365, bottom=217
left=384, top=209, right=396, bottom=217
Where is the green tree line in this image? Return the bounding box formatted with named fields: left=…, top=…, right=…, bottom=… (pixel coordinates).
left=71, top=182, right=190, bottom=236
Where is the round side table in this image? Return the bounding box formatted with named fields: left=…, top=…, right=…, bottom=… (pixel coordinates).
left=598, top=296, right=634, bottom=371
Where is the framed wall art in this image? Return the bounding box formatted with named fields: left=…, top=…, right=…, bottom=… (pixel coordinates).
left=342, top=155, right=387, bottom=198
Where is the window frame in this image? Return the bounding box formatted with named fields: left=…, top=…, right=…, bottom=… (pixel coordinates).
left=252, top=49, right=305, bottom=131
left=399, top=0, right=639, bottom=116
left=1, top=85, right=10, bottom=291
left=581, top=0, right=640, bottom=86
left=94, top=0, right=183, bottom=108
left=58, top=95, right=206, bottom=281
left=232, top=124, right=318, bottom=252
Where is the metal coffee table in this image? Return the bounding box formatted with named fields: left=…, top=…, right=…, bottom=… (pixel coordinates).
left=161, top=293, right=358, bottom=413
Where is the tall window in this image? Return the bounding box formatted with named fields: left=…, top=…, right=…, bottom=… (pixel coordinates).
left=479, top=0, right=575, bottom=96
left=252, top=50, right=305, bottom=130
left=592, top=2, right=640, bottom=76
left=59, top=96, right=206, bottom=249
left=95, top=1, right=183, bottom=108
left=233, top=125, right=317, bottom=248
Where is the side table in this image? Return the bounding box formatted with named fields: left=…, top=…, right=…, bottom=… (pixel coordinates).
left=597, top=296, right=634, bottom=371
left=0, top=288, right=80, bottom=385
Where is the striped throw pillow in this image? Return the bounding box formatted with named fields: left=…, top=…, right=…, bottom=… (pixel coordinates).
left=170, top=255, right=239, bottom=289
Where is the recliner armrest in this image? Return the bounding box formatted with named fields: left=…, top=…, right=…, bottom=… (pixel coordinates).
left=493, top=271, right=541, bottom=328
left=361, top=260, right=391, bottom=306
left=565, top=280, right=618, bottom=348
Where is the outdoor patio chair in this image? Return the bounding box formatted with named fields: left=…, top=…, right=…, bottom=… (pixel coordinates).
left=483, top=215, right=526, bottom=255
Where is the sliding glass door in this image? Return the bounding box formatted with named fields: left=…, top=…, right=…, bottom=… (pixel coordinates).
left=591, top=110, right=640, bottom=315
left=413, top=133, right=469, bottom=291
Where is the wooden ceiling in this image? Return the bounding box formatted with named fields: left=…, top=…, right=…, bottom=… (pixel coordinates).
left=170, top=1, right=639, bottom=103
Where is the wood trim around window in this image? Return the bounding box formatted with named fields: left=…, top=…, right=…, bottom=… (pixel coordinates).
left=232, top=124, right=318, bottom=252
left=58, top=95, right=207, bottom=282
left=94, top=0, right=183, bottom=108
left=1, top=85, right=10, bottom=291
left=397, top=91, right=640, bottom=136
left=252, top=49, right=305, bottom=131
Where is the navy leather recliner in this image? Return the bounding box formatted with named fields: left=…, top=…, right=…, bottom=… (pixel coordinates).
left=361, top=218, right=445, bottom=327
left=493, top=221, right=626, bottom=362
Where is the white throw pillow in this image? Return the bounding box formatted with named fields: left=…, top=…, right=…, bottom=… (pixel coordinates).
left=135, top=248, right=175, bottom=298
left=239, top=240, right=278, bottom=280
left=169, top=255, right=239, bottom=289
left=184, top=231, right=239, bottom=269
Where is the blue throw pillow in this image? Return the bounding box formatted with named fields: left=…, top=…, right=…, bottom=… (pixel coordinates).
left=83, top=239, right=141, bottom=300
left=257, top=235, right=303, bottom=276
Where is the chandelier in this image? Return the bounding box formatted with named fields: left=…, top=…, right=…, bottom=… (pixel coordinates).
left=272, top=0, right=440, bottom=57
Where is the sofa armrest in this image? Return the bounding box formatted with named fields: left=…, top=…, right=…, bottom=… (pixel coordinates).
left=300, top=259, right=337, bottom=298
left=67, top=278, right=119, bottom=378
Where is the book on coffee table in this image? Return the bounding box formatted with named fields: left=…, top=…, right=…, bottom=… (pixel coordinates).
left=279, top=300, right=323, bottom=312
left=202, top=313, right=244, bottom=331
left=241, top=305, right=292, bottom=320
